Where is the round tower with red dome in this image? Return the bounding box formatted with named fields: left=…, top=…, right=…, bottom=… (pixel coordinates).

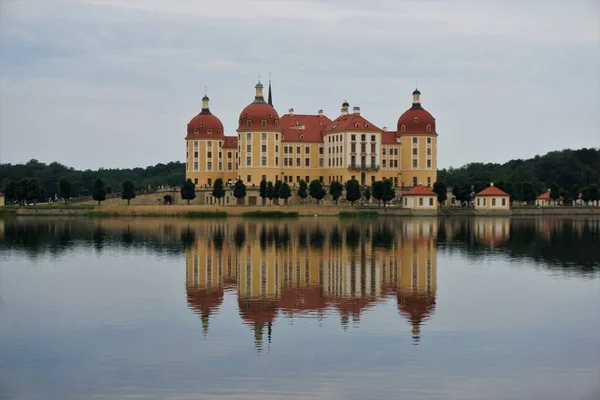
left=397, top=88, right=438, bottom=188
left=185, top=92, right=227, bottom=188
left=236, top=80, right=282, bottom=187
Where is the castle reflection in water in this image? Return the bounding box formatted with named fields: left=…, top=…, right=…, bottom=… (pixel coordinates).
left=185, top=218, right=455, bottom=349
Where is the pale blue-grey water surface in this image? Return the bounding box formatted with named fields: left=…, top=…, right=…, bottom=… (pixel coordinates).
left=0, top=217, right=598, bottom=400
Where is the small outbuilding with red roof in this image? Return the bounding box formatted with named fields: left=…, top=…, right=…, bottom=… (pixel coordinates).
left=535, top=190, right=563, bottom=207
left=402, top=184, right=437, bottom=209
left=474, top=183, right=510, bottom=210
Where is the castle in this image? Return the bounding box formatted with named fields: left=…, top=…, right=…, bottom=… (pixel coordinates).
left=185, top=80, right=438, bottom=193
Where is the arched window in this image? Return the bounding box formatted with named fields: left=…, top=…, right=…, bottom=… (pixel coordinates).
left=261, top=120, right=267, bottom=126
left=371, top=156, right=376, bottom=167
left=194, top=128, right=199, bottom=134
left=354, top=123, right=360, bottom=128
left=268, top=113, right=273, bottom=118
left=401, top=125, right=406, bottom=132
left=218, top=129, right=222, bottom=135
left=207, top=129, right=212, bottom=134
left=413, top=117, right=419, bottom=123
left=243, top=113, right=247, bottom=118
left=351, top=155, right=356, bottom=167
left=300, top=134, right=304, bottom=140
left=426, top=124, right=431, bottom=131
left=200, top=122, right=205, bottom=127
left=274, top=120, right=279, bottom=127
left=247, top=120, right=252, bottom=126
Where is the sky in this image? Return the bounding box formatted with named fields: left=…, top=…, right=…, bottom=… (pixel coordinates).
left=0, top=0, right=599, bottom=170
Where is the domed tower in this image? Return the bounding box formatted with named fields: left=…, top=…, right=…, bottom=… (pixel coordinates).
left=237, top=80, right=282, bottom=188
left=397, top=88, right=438, bottom=188
left=185, top=92, right=226, bottom=188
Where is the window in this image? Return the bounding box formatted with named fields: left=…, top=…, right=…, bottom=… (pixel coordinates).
left=261, top=132, right=267, bottom=140
left=427, top=160, right=432, bottom=168
left=274, top=120, right=279, bottom=127
left=296, top=176, right=300, bottom=183
left=296, top=158, right=301, bottom=166
left=284, top=158, right=288, bottom=166
left=351, top=134, right=356, bottom=141
left=427, top=137, right=432, bottom=144
left=427, top=148, right=431, bottom=156
left=218, top=162, right=222, bottom=170
left=401, top=125, right=406, bottom=132
left=194, top=151, right=198, bottom=158
left=492, top=198, right=496, bottom=206
left=404, top=197, right=408, bottom=206
left=275, top=145, right=278, bottom=153
left=247, top=175, right=251, bottom=183
left=477, top=198, right=480, bottom=206
left=297, top=146, right=301, bottom=154
left=284, top=147, right=288, bottom=154
left=371, top=143, right=376, bottom=153
left=262, top=175, right=267, bottom=181
left=306, top=176, right=310, bottom=183
left=194, top=178, right=198, bottom=184
left=414, top=117, right=419, bottom=123
left=502, top=198, right=506, bottom=206
left=319, top=159, right=324, bottom=167
left=383, top=148, right=386, bottom=155
left=351, top=155, right=356, bottom=166
left=261, top=156, right=267, bottom=166
left=247, top=145, right=251, bottom=152
left=261, top=144, right=267, bottom=152
left=371, top=156, right=376, bottom=167
left=383, top=160, right=386, bottom=168
left=427, top=177, right=431, bottom=186
left=275, top=157, right=279, bottom=166
left=275, top=134, right=279, bottom=140
left=429, top=198, right=434, bottom=206
left=207, top=141, right=212, bottom=147
left=218, top=129, right=222, bottom=135
left=412, top=137, right=418, bottom=144
left=194, top=128, right=199, bottom=134
left=419, top=197, right=423, bottom=206
left=361, top=134, right=366, bottom=141
left=207, top=151, right=212, bottom=158
left=305, top=158, right=310, bottom=166
left=413, top=177, right=418, bottom=186
left=194, top=161, right=199, bottom=170
left=354, top=123, right=359, bottom=128
left=483, top=198, right=487, bottom=206
left=394, top=177, right=398, bottom=186
left=228, top=162, right=232, bottom=171
left=247, top=120, right=252, bottom=126
left=246, top=157, right=251, bottom=166
left=305, top=146, right=310, bottom=154
left=319, top=146, right=323, bottom=154
left=261, top=120, right=266, bottom=126
left=207, top=162, right=212, bottom=170
left=371, top=135, right=375, bottom=141
left=361, top=143, right=366, bottom=152
left=207, top=129, right=212, bottom=134
left=319, top=176, right=323, bottom=183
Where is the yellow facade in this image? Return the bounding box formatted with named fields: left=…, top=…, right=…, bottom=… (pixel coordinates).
left=399, top=135, right=438, bottom=188
left=475, top=195, right=510, bottom=210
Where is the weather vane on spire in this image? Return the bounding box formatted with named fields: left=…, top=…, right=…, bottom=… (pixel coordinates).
left=204, top=86, right=207, bottom=96
left=415, top=80, right=418, bottom=90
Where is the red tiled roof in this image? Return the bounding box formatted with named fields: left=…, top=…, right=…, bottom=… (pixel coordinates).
left=238, top=102, right=280, bottom=132
left=397, top=107, right=436, bottom=135
left=537, top=191, right=551, bottom=200
left=382, top=131, right=398, bottom=144
left=323, top=113, right=381, bottom=133
left=222, top=136, right=237, bottom=148
left=476, top=185, right=509, bottom=196
left=186, top=111, right=225, bottom=139
left=280, top=113, right=332, bottom=143
left=404, top=184, right=436, bottom=196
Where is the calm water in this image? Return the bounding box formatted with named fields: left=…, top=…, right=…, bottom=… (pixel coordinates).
left=0, top=216, right=599, bottom=400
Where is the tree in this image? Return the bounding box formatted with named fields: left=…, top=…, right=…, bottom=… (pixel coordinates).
left=233, top=179, right=247, bottom=204
left=92, top=178, right=106, bottom=205
left=309, top=179, right=326, bottom=205
left=549, top=182, right=560, bottom=201
left=344, top=179, right=361, bottom=205
left=4, top=181, right=17, bottom=203
left=364, top=186, right=371, bottom=203
left=266, top=181, right=275, bottom=204
left=59, top=178, right=72, bottom=204
left=382, top=179, right=395, bottom=206
left=432, top=181, right=447, bottom=204
left=582, top=183, right=599, bottom=202
left=372, top=181, right=383, bottom=206
left=259, top=180, right=267, bottom=205
left=273, top=180, right=282, bottom=205
left=212, top=178, right=225, bottom=204
left=279, top=182, right=292, bottom=205
left=17, top=179, right=29, bottom=204
left=121, top=180, right=136, bottom=205
left=297, top=179, right=308, bottom=204
left=570, top=184, right=580, bottom=203
left=181, top=179, right=196, bottom=205
left=329, top=180, right=344, bottom=205
left=27, top=179, right=42, bottom=204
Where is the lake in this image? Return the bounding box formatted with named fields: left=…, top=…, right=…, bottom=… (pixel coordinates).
left=0, top=216, right=599, bottom=400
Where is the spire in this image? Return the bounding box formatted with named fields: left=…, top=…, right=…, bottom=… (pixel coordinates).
left=201, top=87, right=211, bottom=114
left=268, top=73, right=273, bottom=106
left=253, top=79, right=265, bottom=104
left=411, top=85, right=422, bottom=110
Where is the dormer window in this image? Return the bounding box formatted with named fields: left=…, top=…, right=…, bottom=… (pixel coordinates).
left=243, top=113, right=247, bottom=118
left=194, top=128, right=199, bottom=134
left=401, top=125, right=406, bottom=131
left=413, top=117, right=419, bottom=123
left=218, top=129, right=222, bottom=135
left=354, top=123, right=360, bottom=128
left=426, top=124, right=432, bottom=131
left=268, top=113, right=273, bottom=118
left=365, top=123, right=369, bottom=128
left=247, top=120, right=252, bottom=126
left=207, top=129, right=212, bottom=134
left=261, top=120, right=267, bottom=126
left=274, top=120, right=279, bottom=127
left=200, top=122, right=205, bottom=127
left=300, top=134, right=304, bottom=140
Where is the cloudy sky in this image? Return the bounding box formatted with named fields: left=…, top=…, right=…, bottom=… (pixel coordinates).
left=0, top=0, right=599, bottom=170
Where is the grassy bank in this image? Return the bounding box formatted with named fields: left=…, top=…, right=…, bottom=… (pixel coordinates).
left=241, top=211, right=299, bottom=218
left=338, top=211, right=379, bottom=218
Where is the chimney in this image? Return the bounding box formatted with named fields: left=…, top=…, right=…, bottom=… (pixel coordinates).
left=382, top=126, right=387, bottom=132
left=353, top=106, right=360, bottom=115
left=288, top=108, right=294, bottom=116
left=318, top=109, right=323, bottom=117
